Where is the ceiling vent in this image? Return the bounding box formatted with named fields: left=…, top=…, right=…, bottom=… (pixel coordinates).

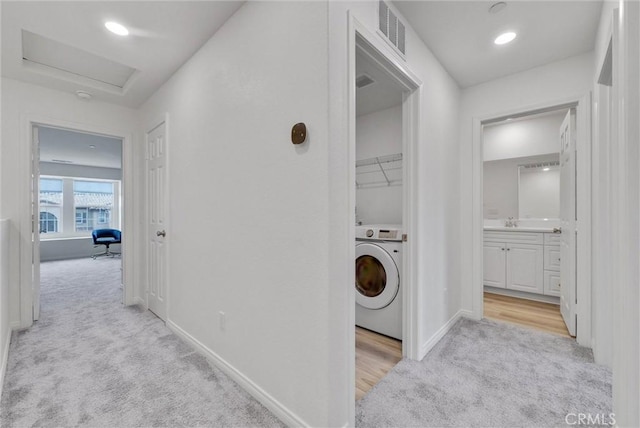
left=356, top=74, right=375, bottom=89
left=378, top=1, right=406, bottom=58
left=21, top=30, right=137, bottom=91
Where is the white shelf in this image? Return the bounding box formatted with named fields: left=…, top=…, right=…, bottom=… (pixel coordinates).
left=355, top=153, right=402, bottom=188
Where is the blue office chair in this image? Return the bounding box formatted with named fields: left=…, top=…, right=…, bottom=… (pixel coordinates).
left=91, top=229, right=121, bottom=259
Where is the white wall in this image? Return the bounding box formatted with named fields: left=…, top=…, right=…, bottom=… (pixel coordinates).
left=591, top=1, right=640, bottom=425
left=0, top=219, right=10, bottom=396
left=356, top=105, right=403, bottom=224
left=328, top=3, right=461, bottom=424
left=483, top=111, right=565, bottom=161
left=40, top=162, right=121, bottom=180
left=0, top=77, right=140, bottom=327
left=459, top=52, right=595, bottom=313
left=140, top=3, right=332, bottom=426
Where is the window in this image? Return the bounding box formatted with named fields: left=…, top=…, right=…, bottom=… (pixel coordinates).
left=39, top=178, right=63, bottom=234
left=75, top=208, right=88, bottom=230
left=74, top=180, right=114, bottom=232
left=39, top=211, right=58, bottom=233
left=97, top=209, right=110, bottom=224
left=39, top=176, right=120, bottom=239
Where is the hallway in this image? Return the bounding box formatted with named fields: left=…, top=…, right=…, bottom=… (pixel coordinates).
left=0, top=258, right=282, bottom=427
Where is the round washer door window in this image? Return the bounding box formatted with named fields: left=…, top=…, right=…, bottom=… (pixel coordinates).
left=355, top=243, right=399, bottom=309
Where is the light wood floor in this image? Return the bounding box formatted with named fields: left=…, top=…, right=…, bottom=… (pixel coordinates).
left=355, top=327, right=402, bottom=400
left=484, top=292, right=571, bottom=337
left=355, top=293, right=569, bottom=400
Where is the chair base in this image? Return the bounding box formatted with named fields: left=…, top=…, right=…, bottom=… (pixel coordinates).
left=92, top=247, right=121, bottom=259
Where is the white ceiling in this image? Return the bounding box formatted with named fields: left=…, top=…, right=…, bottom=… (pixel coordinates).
left=356, top=51, right=404, bottom=117
left=39, top=126, right=123, bottom=170
left=394, top=1, right=603, bottom=88
left=1, top=1, right=603, bottom=106
left=1, top=1, right=244, bottom=108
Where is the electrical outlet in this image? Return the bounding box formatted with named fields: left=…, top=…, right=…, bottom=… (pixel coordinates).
left=219, top=311, right=226, bottom=332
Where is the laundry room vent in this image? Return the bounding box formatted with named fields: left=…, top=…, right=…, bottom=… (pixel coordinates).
left=356, top=74, right=375, bottom=89
left=378, top=1, right=406, bottom=58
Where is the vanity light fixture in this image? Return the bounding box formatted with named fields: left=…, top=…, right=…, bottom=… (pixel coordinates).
left=494, top=31, right=516, bottom=45
left=105, top=21, right=129, bottom=36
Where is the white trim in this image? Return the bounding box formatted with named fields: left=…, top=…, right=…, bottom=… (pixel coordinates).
left=419, top=309, right=473, bottom=359
left=167, top=319, right=308, bottom=428
left=133, top=297, right=146, bottom=307
left=0, top=330, right=11, bottom=398
left=144, top=114, right=170, bottom=321
left=471, top=95, right=592, bottom=347
left=19, top=114, right=136, bottom=328
left=484, top=286, right=561, bottom=305
left=349, top=13, right=422, bottom=363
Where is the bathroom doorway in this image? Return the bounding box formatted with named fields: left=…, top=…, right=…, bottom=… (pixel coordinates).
left=476, top=98, right=592, bottom=343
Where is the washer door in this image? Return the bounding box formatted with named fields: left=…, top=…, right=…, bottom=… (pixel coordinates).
left=355, top=243, right=399, bottom=309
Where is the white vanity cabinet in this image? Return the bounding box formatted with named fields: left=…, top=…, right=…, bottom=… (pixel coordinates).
left=484, top=230, right=562, bottom=300
left=483, top=231, right=544, bottom=294
left=543, top=233, right=561, bottom=296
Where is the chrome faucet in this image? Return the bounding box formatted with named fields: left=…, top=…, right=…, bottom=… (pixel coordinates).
left=505, top=217, right=518, bottom=228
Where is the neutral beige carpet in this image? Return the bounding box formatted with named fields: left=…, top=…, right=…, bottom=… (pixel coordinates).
left=0, top=257, right=283, bottom=427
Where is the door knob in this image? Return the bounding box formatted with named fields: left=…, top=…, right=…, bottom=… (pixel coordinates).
left=156, top=230, right=166, bottom=237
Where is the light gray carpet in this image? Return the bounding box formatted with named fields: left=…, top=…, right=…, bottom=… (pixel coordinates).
left=356, top=317, right=612, bottom=427
left=0, top=257, right=283, bottom=427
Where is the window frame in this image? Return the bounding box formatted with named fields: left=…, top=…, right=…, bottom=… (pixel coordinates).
left=39, top=175, right=121, bottom=240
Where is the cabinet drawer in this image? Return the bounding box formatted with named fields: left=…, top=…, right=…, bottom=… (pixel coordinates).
left=483, top=231, right=543, bottom=245
left=544, top=270, right=561, bottom=296
left=544, top=245, right=561, bottom=271
left=544, top=233, right=562, bottom=246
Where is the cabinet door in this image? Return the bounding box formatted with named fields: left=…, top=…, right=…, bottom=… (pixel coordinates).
left=483, top=242, right=506, bottom=288
left=544, top=245, right=561, bottom=271
left=506, top=244, right=544, bottom=293
left=544, top=270, right=561, bottom=296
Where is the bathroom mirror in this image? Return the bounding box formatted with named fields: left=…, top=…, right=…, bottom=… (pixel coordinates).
left=483, top=153, right=560, bottom=220
left=518, top=161, right=560, bottom=219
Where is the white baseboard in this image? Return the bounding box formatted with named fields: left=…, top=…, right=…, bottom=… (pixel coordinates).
left=419, top=309, right=472, bottom=359
left=0, top=331, right=11, bottom=398
left=166, top=319, right=308, bottom=428
left=484, top=286, right=560, bottom=304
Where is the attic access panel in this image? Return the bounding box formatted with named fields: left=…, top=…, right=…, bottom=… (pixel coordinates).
left=22, top=30, right=137, bottom=89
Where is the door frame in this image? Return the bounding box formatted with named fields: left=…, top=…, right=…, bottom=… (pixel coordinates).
left=470, top=94, right=592, bottom=346
left=20, top=114, right=134, bottom=328
left=347, top=12, right=422, bottom=412
left=349, top=14, right=422, bottom=356
left=144, top=114, right=170, bottom=319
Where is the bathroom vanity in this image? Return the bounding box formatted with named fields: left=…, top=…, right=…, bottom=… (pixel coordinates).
left=483, top=227, right=561, bottom=302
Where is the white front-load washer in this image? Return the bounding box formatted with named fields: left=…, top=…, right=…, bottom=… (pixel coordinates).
left=355, top=224, right=402, bottom=340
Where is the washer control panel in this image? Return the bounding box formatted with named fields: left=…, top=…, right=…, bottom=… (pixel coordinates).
left=356, top=224, right=403, bottom=242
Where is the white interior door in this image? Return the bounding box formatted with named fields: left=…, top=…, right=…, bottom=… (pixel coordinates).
left=32, top=125, right=41, bottom=321
left=147, top=122, right=167, bottom=321
left=559, top=110, right=576, bottom=336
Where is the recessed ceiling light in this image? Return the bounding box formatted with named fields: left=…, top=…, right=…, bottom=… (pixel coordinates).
left=75, top=90, right=92, bottom=100
left=489, top=2, right=507, bottom=14
left=543, top=167, right=550, bottom=171
left=494, top=32, right=517, bottom=45
left=105, top=21, right=129, bottom=36
left=89, top=145, right=96, bottom=149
